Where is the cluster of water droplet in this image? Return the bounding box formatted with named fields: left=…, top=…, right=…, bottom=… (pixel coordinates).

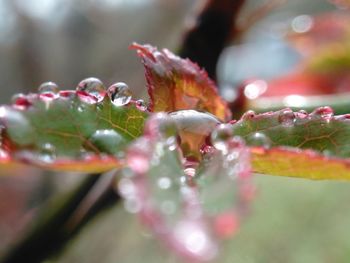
left=10, top=78, right=149, bottom=112
left=118, top=113, right=220, bottom=261
left=204, top=124, right=253, bottom=235
left=116, top=113, right=255, bottom=262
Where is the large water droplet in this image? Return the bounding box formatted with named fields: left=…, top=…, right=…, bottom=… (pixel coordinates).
left=246, top=132, right=271, bottom=148
left=88, top=129, right=126, bottom=155
left=145, top=113, right=177, bottom=138
left=107, top=82, right=132, bottom=106
left=76, top=77, right=106, bottom=102
left=0, top=106, right=35, bottom=146
left=169, top=110, right=220, bottom=160
left=211, top=124, right=234, bottom=153
left=278, top=109, right=296, bottom=127
left=38, top=82, right=59, bottom=94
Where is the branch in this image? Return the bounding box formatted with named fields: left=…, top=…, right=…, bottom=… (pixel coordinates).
left=179, top=0, right=246, bottom=80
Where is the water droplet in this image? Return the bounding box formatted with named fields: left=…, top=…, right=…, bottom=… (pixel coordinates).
left=11, top=93, right=32, bottom=110
left=211, top=124, right=234, bottom=153
left=246, top=132, right=271, bottom=148
left=145, top=112, right=178, bottom=149
left=38, top=82, right=59, bottom=94
left=0, top=106, right=35, bottom=146
left=135, top=99, right=148, bottom=111
left=76, top=77, right=106, bottom=102
left=88, top=129, right=126, bottom=155
left=124, top=197, right=142, bottom=213
left=311, top=106, right=334, bottom=119
left=107, top=82, right=132, bottom=106
left=241, top=110, right=256, bottom=120
left=157, top=177, right=172, bottom=189
left=118, top=178, right=137, bottom=198
left=278, top=109, right=296, bottom=127
left=174, top=220, right=218, bottom=261
left=39, top=143, right=56, bottom=163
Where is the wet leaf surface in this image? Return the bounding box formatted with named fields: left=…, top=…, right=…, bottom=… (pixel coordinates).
left=0, top=90, right=148, bottom=172
left=231, top=107, right=350, bottom=179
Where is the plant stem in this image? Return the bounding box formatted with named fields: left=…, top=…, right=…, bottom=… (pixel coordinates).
left=179, top=0, right=245, bottom=80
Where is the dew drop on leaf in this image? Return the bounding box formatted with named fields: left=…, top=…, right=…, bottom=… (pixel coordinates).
left=0, top=106, right=35, bottom=146
left=278, top=109, right=296, bottom=127
left=135, top=99, right=148, bottom=111
left=107, top=82, right=132, bottom=106
left=88, top=129, right=126, bottom=155
left=211, top=123, right=234, bottom=153
left=11, top=93, right=32, bottom=110
left=38, top=81, right=59, bottom=95
left=145, top=112, right=178, bottom=141
left=311, top=106, right=334, bottom=119
left=38, top=143, right=56, bottom=163
left=76, top=77, right=106, bottom=102
left=246, top=132, right=271, bottom=148
left=241, top=110, right=256, bottom=120
left=197, top=135, right=252, bottom=240
left=169, top=110, right=220, bottom=159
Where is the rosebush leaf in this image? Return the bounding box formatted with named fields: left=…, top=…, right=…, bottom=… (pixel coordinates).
left=230, top=107, right=350, bottom=179
left=131, top=43, right=231, bottom=121
left=0, top=90, right=148, bottom=172
left=118, top=113, right=253, bottom=262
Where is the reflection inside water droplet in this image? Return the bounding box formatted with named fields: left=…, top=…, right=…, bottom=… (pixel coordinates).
left=39, top=143, right=56, bottom=163
left=211, top=124, right=234, bottom=153
left=247, top=132, right=271, bottom=148
left=278, top=109, right=295, bottom=127
left=89, top=129, right=126, bottom=154
left=38, top=81, right=59, bottom=94
left=135, top=99, right=148, bottom=111
left=76, top=77, right=106, bottom=102
left=11, top=93, right=32, bottom=109
left=107, top=82, right=132, bottom=106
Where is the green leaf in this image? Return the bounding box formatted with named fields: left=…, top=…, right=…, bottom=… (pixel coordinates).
left=0, top=90, right=148, bottom=172
left=230, top=107, right=350, bottom=180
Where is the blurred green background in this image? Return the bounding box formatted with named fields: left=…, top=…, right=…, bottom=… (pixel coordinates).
left=1, top=0, right=350, bottom=262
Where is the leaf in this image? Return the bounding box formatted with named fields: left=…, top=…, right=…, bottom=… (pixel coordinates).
left=130, top=43, right=231, bottom=121
left=0, top=90, right=148, bottom=172
left=230, top=107, right=350, bottom=180
left=117, top=113, right=253, bottom=262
